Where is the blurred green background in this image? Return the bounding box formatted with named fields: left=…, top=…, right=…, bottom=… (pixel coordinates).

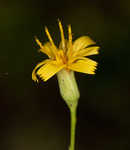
left=1, top=0, right=130, bottom=149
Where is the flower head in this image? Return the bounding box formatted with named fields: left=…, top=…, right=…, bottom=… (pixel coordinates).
left=32, top=21, right=100, bottom=82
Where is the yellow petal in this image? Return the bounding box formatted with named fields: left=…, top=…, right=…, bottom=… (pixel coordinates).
left=81, top=46, right=100, bottom=56
left=32, top=59, right=50, bottom=82
left=68, top=58, right=98, bottom=74
left=37, top=61, right=65, bottom=81
left=73, top=36, right=96, bottom=51
left=73, top=46, right=100, bottom=57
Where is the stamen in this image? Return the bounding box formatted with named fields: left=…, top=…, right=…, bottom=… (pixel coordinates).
left=45, top=26, right=57, bottom=50
left=68, top=25, right=72, bottom=45
left=35, top=37, right=44, bottom=49
left=67, top=25, right=73, bottom=57
left=58, top=20, right=65, bottom=50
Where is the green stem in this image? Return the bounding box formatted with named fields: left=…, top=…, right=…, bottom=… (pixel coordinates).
left=69, top=106, right=77, bottom=150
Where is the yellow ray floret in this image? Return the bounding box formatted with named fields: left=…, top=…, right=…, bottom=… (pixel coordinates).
left=37, top=61, right=65, bottom=81
left=32, top=20, right=100, bottom=82
left=32, top=59, right=51, bottom=82
left=68, top=58, right=97, bottom=74
left=72, top=46, right=100, bottom=58
left=72, top=36, right=96, bottom=51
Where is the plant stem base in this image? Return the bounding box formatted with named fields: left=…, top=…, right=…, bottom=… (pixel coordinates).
left=69, top=106, right=77, bottom=150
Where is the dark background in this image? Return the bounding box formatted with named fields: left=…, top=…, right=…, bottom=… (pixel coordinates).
left=1, top=0, right=130, bottom=149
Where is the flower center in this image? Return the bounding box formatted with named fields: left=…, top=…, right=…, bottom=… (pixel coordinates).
left=57, top=50, right=67, bottom=64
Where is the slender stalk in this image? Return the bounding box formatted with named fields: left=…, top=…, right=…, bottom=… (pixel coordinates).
left=69, top=106, right=77, bottom=150
left=57, top=69, right=79, bottom=150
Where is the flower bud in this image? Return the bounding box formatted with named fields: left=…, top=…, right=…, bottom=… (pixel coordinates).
left=57, top=69, right=80, bottom=109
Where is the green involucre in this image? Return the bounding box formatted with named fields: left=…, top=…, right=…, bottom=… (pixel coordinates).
left=57, top=69, right=80, bottom=109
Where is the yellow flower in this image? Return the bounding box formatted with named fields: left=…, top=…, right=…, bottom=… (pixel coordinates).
left=32, top=21, right=100, bottom=82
